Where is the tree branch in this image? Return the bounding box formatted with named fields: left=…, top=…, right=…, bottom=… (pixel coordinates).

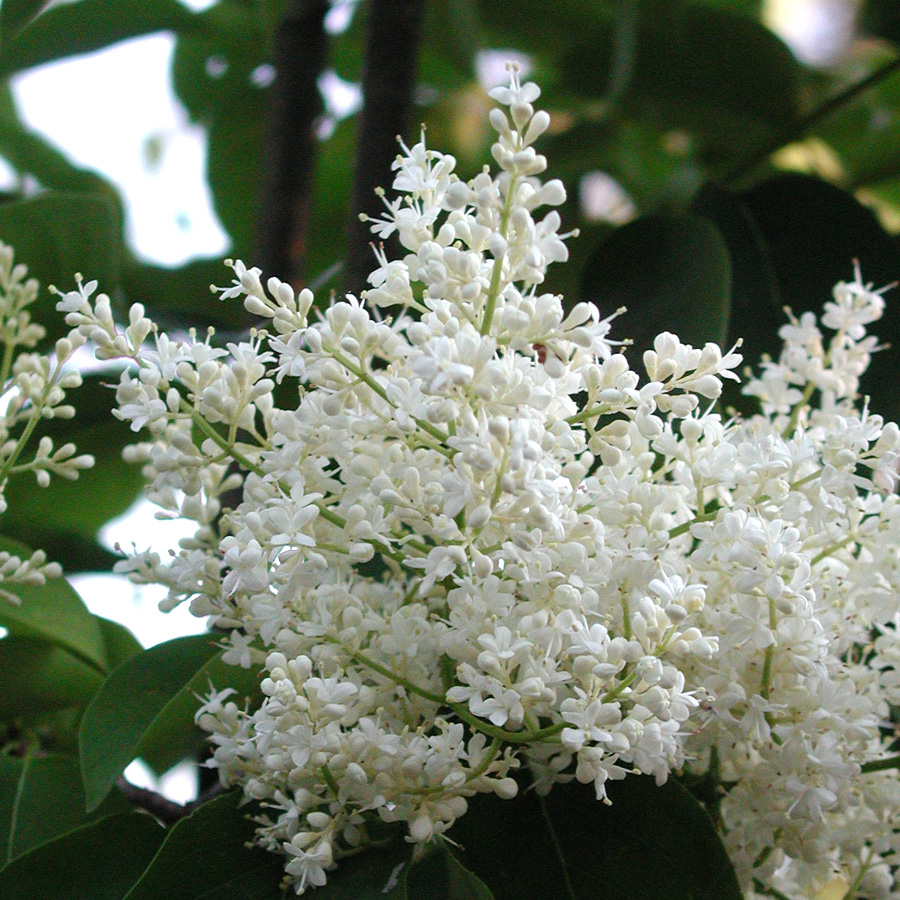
left=344, top=0, right=426, bottom=296
left=724, top=55, right=900, bottom=185
left=253, top=0, right=330, bottom=289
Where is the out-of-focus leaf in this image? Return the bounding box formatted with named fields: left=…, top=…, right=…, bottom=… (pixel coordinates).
left=306, top=116, right=357, bottom=289
left=1, top=375, right=144, bottom=553
left=172, top=1, right=269, bottom=257
left=0, top=83, right=121, bottom=205
left=860, top=0, right=900, bottom=46
left=0, top=193, right=122, bottom=347
left=580, top=213, right=732, bottom=358
left=0, top=538, right=107, bottom=672
left=0, top=752, right=129, bottom=866
left=137, top=645, right=263, bottom=775
left=78, top=633, right=221, bottom=811
left=122, top=257, right=249, bottom=334
left=561, top=3, right=799, bottom=155
left=0, top=0, right=47, bottom=45
left=0, top=637, right=102, bottom=719
left=448, top=776, right=742, bottom=900
left=407, top=843, right=494, bottom=899
left=0, top=811, right=163, bottom=899
left=0, top=0, right=196, bottom=75
left=122, top=791, right=284, bottom=900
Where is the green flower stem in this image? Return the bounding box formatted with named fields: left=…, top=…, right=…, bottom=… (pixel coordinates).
left=479, top=175, right=519, bottom=336
left=0, top=335, right=15, bottom=390
left=0, top=358, right=67, bottom=485
left=809, top=534, right=854, bottom=566
left=324, top=635, right=568, bottom=744
left=330, top=348, right=453, bottom=453
left=781, top=382, right=817, bottom=438
left=760, top=598, right=777, bottom=701
left=860, top=754, right=900, bottom=774
left=668, top=510, right=718, bottom=539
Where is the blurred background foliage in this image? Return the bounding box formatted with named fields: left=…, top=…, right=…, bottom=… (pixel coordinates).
left=0, top=0, right=898, bottom=569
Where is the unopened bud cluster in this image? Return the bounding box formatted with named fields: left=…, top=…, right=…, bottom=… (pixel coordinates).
left=53, top=65, right=900, bottom=897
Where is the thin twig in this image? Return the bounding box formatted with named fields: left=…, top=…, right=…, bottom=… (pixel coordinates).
left=253, top=0, right=331, bottom=289
left=344, top=0, right=426, bottom=295
left=725, top=55, right=900, bottom=185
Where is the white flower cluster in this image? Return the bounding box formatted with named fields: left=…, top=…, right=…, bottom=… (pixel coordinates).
left=0, top=243, right=93, bottom=602
left=55, top=65, right=899, bottom=897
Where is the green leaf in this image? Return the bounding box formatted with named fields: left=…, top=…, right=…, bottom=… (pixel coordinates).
left=312, top=841, right=412, bottom=899
left=579, top=213, right=732, bottom=359
left=122, top=791, right=285, bottom=900
left=0, top=0, right=196, bottom=75
left=0, top=752, right=129, bottom=866
left=0, top=811, right=164, bottom=899
left=0, top=538, right=107, bottom=672
left=96, top=616, right=143, bottom=669
left=0, top=193, right=122, bottom=348
left=0, top=637, right=103, bottom=719
left=78, top=633, right=222, bottom=811
left=137, top=644, right=263, bottom=775
left=447, top=776, right=742, bottom=900
left=408, top=842, right=494, bottom=900
left=0, top=0, right=46, bottom=44
left=0, top=618, right=141, bottom=721
left=552, top=3, right=798, bottom=157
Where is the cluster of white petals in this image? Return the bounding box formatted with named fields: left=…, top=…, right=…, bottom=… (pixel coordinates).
left=0, top=243, right=93, bottom=600
left=55, top=64, right=899, bottom=898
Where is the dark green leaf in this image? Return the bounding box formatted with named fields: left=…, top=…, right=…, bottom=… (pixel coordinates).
left=79, top=633, right=223, bottom=811
left=0, top=637, right=102, bottom=719
left=580, top=213, right=732, bottom=359
left=0, top=538, right=107, bottom=671
left=560, top=3, right=799, bottom=155
left=136, top=645, right=263, bottom=776
left=0, top=811, right=163, bottom=899
left=0, top=193, right=122, bottom=347
left=96, top=616, right=143, bottom=669
left=447, top=776, right=742, bottom=900
left=312, top=841, right=412, bottom=899
left=122, top=257, right=249, bottom=334
left=0, top=752, right=129, bottom=866
left=408, top=842, right=494, bottom=900
left=0, top=0, right=196, bottom=75
left=122, top=791, right=284, bottom=900
left=0, top=0, right=46, bottom=44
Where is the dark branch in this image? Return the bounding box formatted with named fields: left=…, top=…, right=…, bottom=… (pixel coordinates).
left=116, top=776, right=225, bottom=825
left=253, top=0, right=331, bottom=289
left=344, top=0, right=426, bottom=296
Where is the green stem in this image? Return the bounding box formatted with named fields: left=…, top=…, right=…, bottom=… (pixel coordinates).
left=725, top=55, right=900, bottom=184
left=760, top=598, right=777, bottom=701
left=480, top=176, right=518, bottom=336
left=330, top=348, right=452, bottom=451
